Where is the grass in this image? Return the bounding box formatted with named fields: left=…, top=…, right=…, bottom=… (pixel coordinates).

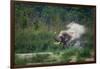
left=15, top=25, right=94, bottom=65
left=15, top=46, right=94, bottom=65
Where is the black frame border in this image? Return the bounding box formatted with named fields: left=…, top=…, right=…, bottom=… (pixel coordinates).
left=10, top=1, right=96, bottom=68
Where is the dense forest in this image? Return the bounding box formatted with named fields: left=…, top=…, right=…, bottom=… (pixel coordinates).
left=14, top=2, right=95, bottom=65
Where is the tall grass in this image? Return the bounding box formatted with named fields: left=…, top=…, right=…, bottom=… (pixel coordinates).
left=15, top=26, right=64, bottom=53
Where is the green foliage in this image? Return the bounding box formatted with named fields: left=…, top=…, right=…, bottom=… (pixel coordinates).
left=60, top=47, right=80, bottom=62
left=15, top=2, right=95, bottom=65
left=15, top=27, right=64, bottom=53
